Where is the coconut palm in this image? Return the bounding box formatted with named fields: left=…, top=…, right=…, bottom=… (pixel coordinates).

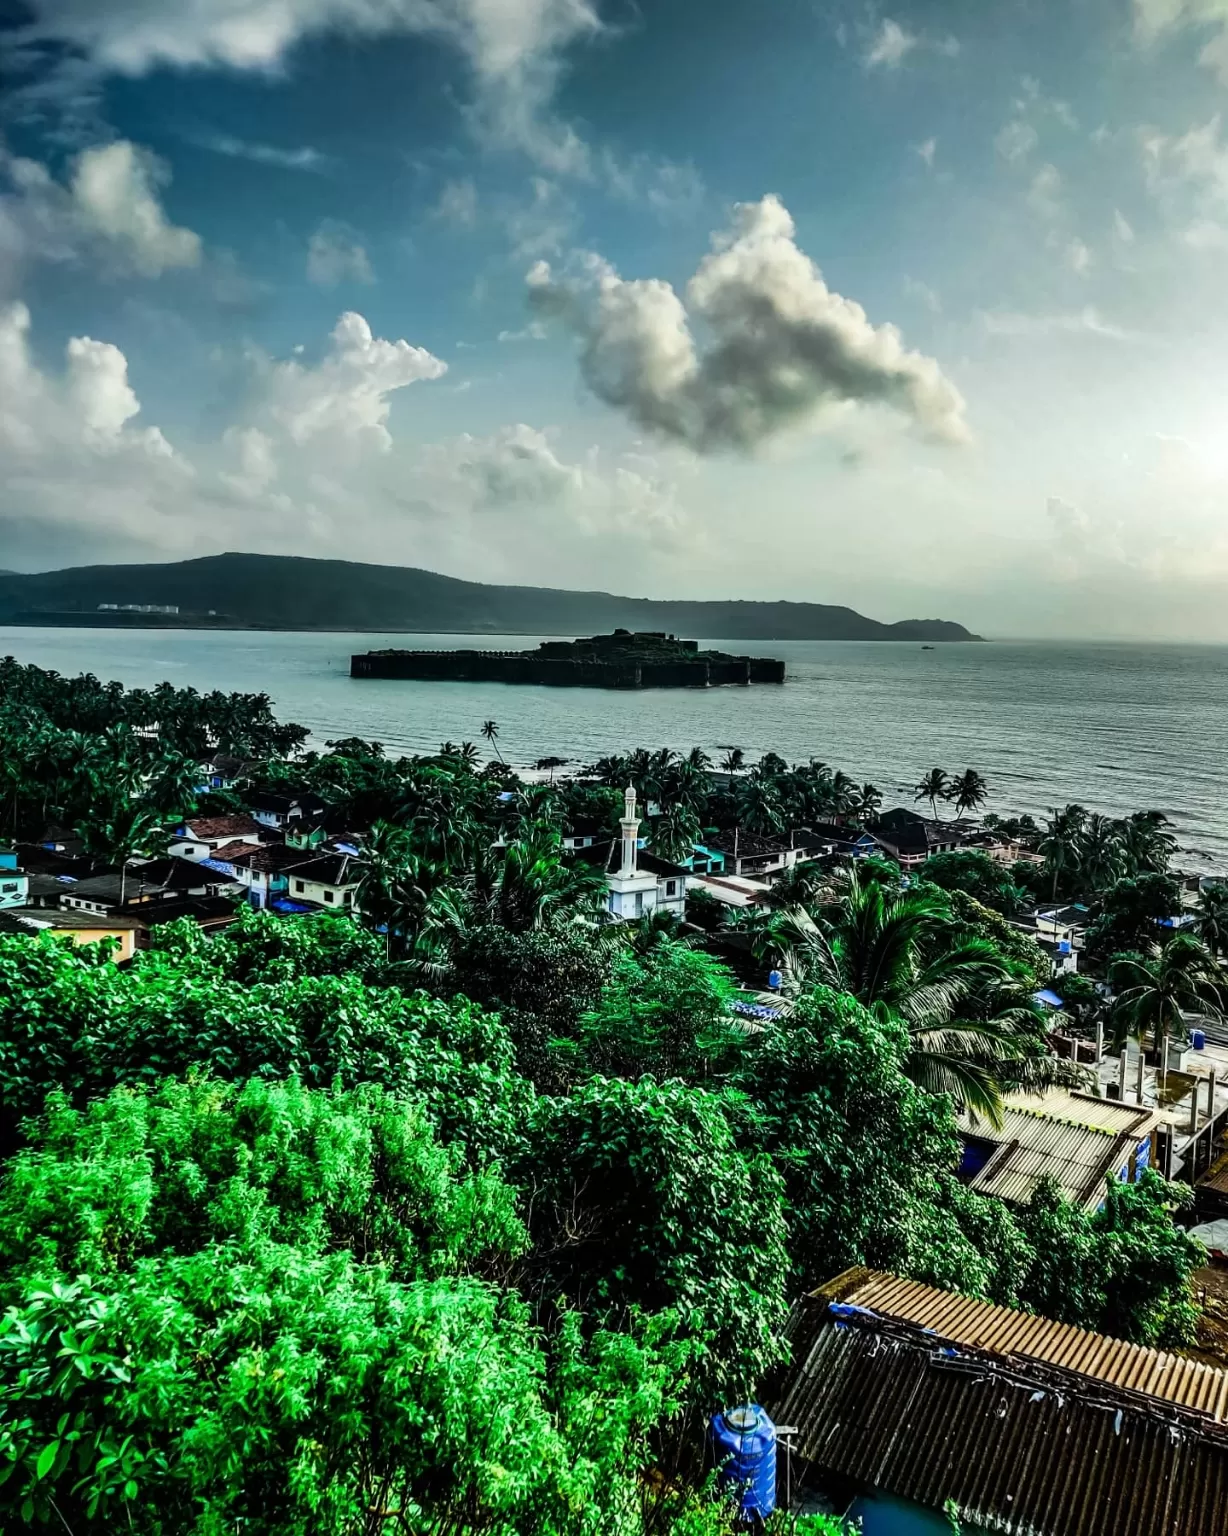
left=480, top=720, right=504, bottom=763
left=1120, top=810, right=1177, bottom=877
left=652, top=802, right=702, bottom=864
left=1110, top=933, right=1224, bottom=1053
left=719, top=747, right=745, bottom=776
left=948, top=768, right=989, bottom=820
left=753, top=870, right=1063, bottom=1124
left=1039, top=803, right=1087, bottom=902
left=534, top=756, right=571, bottom=784
left=685, top=746, right=713, bottom=772
left=733, top=775, right=785, bottom=838
left=850, top=782, right=883, bottom=825
left=1077, top=813, right=1124, bottom=896
left=1196, top=883, right=1228, bottom=957
left=75, top=801, right=165, bottom=905
left=915, top=768, right=949, bottom=821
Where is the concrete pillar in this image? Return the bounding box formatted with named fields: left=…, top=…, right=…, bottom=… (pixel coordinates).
left=1159, top=1032, right=1169, bottom=1094
left=1190, top=1085, right=1200, bottom=1137
left=1136, top=1046, right=1146, bottom=1104
left=1209, top=1069, right=1218, bottom=1120
left=1094, top=1017, right=1104, bottom=1065
left=1119, top=1049, right=1130, bottom=1103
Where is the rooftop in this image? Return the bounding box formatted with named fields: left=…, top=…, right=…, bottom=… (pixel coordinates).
left=180, top=814, right=264, bottom=842
left=767, top=1267, right=1228, bottom=1536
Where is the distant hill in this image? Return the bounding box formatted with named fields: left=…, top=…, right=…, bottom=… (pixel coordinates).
left=0, top=553, right=982, bottom=642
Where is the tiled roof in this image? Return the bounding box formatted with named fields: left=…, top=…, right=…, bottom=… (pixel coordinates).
left=180, top=816, right=263, bottom=842
left=766, top=1268, right=1228, bottom=1536
left=285, top=853, right=360, bottom=886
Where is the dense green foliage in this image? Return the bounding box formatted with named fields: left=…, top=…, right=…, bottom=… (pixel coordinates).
left=0, top=664, right=1211, bottom=1534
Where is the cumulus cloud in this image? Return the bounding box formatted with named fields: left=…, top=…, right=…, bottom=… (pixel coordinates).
left=0, top=301, right=192, bottom=563
left=0, top=139, right=201, bottom=285
left=259, top=310, right=447, bottom=449
left=426, top=423, right=686, bottom=545
left=527, top=194, right=969, bottom=452
left=306, top=219, right=375, bottom=286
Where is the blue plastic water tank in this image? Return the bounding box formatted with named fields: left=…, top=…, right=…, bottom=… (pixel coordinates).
left=767, top=970, right=782, bottom=991
left=709, top=1404, right=777, bottom=1518
left=1193, top=1029, right=1207, bottom=1051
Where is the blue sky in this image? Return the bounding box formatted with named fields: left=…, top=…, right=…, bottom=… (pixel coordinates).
left=4, top=1, right=1228, bottom=637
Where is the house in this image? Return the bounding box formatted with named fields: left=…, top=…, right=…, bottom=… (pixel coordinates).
left=0, top=848, right=28, bottom=909
left=248, top=790, right=327, bottom=830
left=703, top=829, right=813, bottom=880
left=584, top=789, right=689, bottom=921
left=765, top=1266, right=1228, bottom=1536
left=194, top=752, right=250, bottom=792
left=0, top=907, right=142, bottom=962
left=677, top=843, right=727, bottom=876
left=125, top=894, right=241, bottom=946
left=284, top=852, right=362, bottom=912
left=225, top=843, right=322, bottom=908
left=560, top=817, right=609, bottom=852
left=807, top=822, right=880, bottom=859
left=870, top=808, right=968, bottom=869
left=58, top=872, right=179, bottom=916
left=169, top=815, right=265, bottom=862
left=957, top=1089, right=1160, bottom=1212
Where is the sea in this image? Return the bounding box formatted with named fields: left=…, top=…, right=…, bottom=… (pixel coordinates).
left=4, top=627, right=1227, bottom=871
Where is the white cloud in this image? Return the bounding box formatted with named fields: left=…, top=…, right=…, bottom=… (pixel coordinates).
left=996, top=121, right=1039, bottom=163
left=1027, top=163, right=1064, bottom=218
left=864, top=17, right=957, bottom=70
left=306, top=220, right=375, bottom=286
left=528, top=194, right=969, bottom=451
left=193, top=133, right=330, bottom=172
left=18, top=0, right=603, bottom=174
left=1143, top=114, right=1228, bottom=202
left=915, top=137, right=937, bottom=169
left=978, top=307, right=1140, bottom=341
left=426, top=422, right=686, bottom=544
left=1064, top=236, right=1093, bottom=274
left=864, top=18, right=918, bottom=69
left=903, top=275, right=941, bottom=312
left=1134, top=0, right=1228, bottom=82
left=259, top=310, right=447, bottom=449
left=497, top=319, right=547, bottom=341
left=1114, top=209, right=1136, bottom=244
left=434, top=177, right=479, bottom=227
left=221, top=425, right=279, bottom=497
left=69, top=141, right=202, bottom=275
left=0, top=140, right=201, bottom=287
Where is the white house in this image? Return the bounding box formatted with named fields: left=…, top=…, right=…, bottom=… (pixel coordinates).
left=168, top=815, right=265, bottom=863
left=285, top=853, right=362, bottom=912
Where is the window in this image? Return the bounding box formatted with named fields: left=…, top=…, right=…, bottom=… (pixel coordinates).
left=665, top=880, right=677, bottom=897
left=324, top=890, right=334, bottom=903
left=343, top=890, right=352, bottom=905
left=294, top=880, right=305, bottom=893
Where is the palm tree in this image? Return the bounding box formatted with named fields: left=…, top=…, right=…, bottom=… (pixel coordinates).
left=685, top=746, right=712, bottom=772
left=75, top=802, right=165, bottom=905
left=652, top=802, right=702, bottom=864
left=480, top=721, right=504, bottom=763
left=850, top=782, right=882, bottom=825
left=1110, top=934, right=1224, bottom=1053
left=1039, top=804, right=1087, bottom=902
left=1197, top=883, right=1228, bottom=958
left=733, top=775, right=785, bottom=838
left=534, top=756, right=570, bottom=784
left=1077, top=812, right=1124, bottom=896
left=719, top=747, right=745, bottom=776
left=1120, top=811, right=1177, bottom=877
left=915, top=768, right=949, bottom=821
left=948, top=768, right=989, bottom=820
left=753, top=870, right=1063, bottom=1124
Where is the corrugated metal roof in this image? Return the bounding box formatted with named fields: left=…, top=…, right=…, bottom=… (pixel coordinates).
left=960, top=1103, right=1146, bottom=1211
left=1005, top=1087, right=1159, bottom=1136
left=819, top=1269, right=1228, bottom=1417
left=766, top=1271, right=1228, bottom=1536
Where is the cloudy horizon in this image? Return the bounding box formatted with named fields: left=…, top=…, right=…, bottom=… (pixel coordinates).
left=4, top=1, right=1228, bottom=639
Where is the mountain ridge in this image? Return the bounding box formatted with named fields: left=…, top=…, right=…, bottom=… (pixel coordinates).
left=0, top=552, right=983, bottom=642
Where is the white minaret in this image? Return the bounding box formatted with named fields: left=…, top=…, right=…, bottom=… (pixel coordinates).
left=619, top=785, right=640, bottom=877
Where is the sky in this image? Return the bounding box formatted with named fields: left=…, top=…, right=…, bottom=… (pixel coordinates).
left=5, top=2, right=1228, bottom=638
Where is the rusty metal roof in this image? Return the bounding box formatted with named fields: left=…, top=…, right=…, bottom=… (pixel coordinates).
left=766, top=1270, right=1228, bottom=1536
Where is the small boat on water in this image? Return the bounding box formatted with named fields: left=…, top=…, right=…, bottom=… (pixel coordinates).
left=921, top=645, right=935, bottom=650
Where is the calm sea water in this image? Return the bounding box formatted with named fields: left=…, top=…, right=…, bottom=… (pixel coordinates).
left=4, top=627, right=1227, bottom=869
